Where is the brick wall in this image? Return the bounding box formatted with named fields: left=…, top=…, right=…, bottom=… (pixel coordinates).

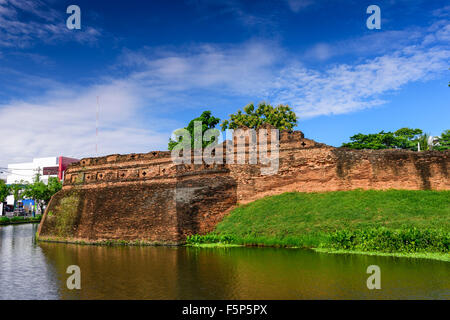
left=38, top=128, right=449, bottom=244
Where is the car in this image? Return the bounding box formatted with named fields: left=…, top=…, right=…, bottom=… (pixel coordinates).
left=14, top=208, right=26, bottom=216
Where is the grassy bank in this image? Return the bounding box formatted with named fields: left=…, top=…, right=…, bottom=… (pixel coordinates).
left=186, top=190, right=450, bottom=261
left=0, top=215, right=42, bottom=226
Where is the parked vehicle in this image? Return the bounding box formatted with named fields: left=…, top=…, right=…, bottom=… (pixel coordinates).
left=14, top=201, right=26, bottom=216
left=14, top=208, right=26, bottom=216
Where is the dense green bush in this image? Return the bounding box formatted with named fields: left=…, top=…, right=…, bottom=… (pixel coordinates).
left=328, top=228, right=449, bottom=253
left=186, top=234, right=236, bottom=245
left=0, top=215, right=42, bottom=224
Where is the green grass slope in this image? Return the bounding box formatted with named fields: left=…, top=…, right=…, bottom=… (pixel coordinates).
left=187, top=190, right=450, bottom=260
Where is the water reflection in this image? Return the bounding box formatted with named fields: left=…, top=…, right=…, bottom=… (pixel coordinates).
left=0, top=224, right=59, bottom=300
left=1, top=224, right=449, bottom=299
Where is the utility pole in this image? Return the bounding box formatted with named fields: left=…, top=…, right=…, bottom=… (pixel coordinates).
left=96, top=96, right=100, bottom=156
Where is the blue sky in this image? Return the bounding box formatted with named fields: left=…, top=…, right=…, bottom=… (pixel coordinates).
left=0, top=0, right=449, bottom=168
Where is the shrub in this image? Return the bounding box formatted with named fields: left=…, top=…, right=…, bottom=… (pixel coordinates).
left=328, top=228, right=449, bottom=253
left=186, top=234, right=236, bottom=245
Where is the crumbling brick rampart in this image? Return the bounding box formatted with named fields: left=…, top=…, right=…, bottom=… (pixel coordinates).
left=38, top=129, right=449, bottom=244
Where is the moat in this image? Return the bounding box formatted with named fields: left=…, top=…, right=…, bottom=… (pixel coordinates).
left=1, top=223, right=448, bottom=300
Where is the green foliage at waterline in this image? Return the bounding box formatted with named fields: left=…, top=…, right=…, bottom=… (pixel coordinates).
left=327, top=228, right=448, bottom=253
left=186, top=228, right=449, bottom=254
left=0, top=215, right=42, bottom=225
left=186, top=190, right=450, bottom=258
left=186, top=234, right=235, bottom=245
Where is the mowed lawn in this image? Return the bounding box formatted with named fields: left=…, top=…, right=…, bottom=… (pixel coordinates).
left=213, top=190, right=450, bottom=247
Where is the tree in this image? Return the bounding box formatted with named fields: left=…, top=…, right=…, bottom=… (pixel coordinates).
left=416, top=133, right=432, bottom=151
left=342, top=128, right=424, bottom=150
left=436, top=129, right=450, bottom=151
left=47, top=177, right=63, bottom=200
left=393, top=128, right=423, bottom=150
left=9, top=181, right=25, bottom=209
left=23, top=175, right=62, bottom=214
left=0, top=180, right=9, bottom=203
left=168, top=111, right=220, bottom=151
left=220, top=102, right=298, bottom=131
left=23, top=175, right=47, bottom=213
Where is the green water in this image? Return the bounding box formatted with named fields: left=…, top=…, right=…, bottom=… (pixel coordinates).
left=0, top=223, right=448, bottom=299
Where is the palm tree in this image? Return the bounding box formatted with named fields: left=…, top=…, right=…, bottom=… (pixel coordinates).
left=416, top=133, right=438, bottom=151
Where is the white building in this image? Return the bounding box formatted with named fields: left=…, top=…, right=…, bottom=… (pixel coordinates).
left=6, top=157, right=59, bottom=185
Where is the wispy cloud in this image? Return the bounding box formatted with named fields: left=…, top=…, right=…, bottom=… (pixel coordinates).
left=0, top=0, right=101, bottom=48
left=119, top=41, right=280, bottom=96
left=432, top=5, right=450, bottom=17
left=118, top=21, right=449, bottom=119
left=0, top=80, right=172, bottom=166
left=303, top=29, right=423, bottom=61
left=272, top=44, right=449, bottom=118
left=0, top=11, right=448, bottom=168
left=276, top=20, right=450, bottom=117
left=187, top=0, right=295, bottom=31
left=285, top=0, right=313, bottom=13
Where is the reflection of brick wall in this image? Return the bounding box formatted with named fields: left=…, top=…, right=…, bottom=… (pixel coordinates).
left=38, top=128, right=450, bottom=244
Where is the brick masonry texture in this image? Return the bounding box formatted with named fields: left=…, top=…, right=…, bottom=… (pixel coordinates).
left=38, top=128, right=450, bottom=244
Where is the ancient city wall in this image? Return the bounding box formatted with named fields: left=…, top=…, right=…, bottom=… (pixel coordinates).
left=230, top=132, right=449, bottom=203
left=38, top=129, right=450, bottom=244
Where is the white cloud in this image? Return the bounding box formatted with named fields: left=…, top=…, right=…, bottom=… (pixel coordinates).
left=272, top=43, right=449, bottom=118
left=273, top=19, right=450, bottom=118
left=0, top=16, right=448, bottom=168
left=0, top=41, right=280, bottom=167
left=0, top=81, right=171, bottom=167
left=120, top=42, right=280, bottom=96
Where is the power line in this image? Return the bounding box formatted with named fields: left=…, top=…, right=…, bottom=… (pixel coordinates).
left=0, top=171, right=35, bottom=177
left=0, top=167, right=39, bottom=171
left=0, top=167, right=41, bottom=177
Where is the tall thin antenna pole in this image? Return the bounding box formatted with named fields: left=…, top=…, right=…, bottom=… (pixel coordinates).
left=96, top=96, right=99, bottom=155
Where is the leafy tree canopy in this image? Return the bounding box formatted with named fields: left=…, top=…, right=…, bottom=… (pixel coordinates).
left=168, top=111, right=220, bottom=151
left=47, top=177, right=63, bottom=198
left=436, top=129, right=450, bottom=151
left=9, top=182, right=25, bottom=206
left=220, top=102, right=298, bottom=131
left=23, top=175, right=62, bottom=205
left=0, top=180, right=9, bottom=202
left=342, top=128, right=424, bottom=150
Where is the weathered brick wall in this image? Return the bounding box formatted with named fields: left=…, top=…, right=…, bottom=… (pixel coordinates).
left=231, top=137, right=449, bottom=203
left=38, top=153, right=237, bottom=244
left=38, top=129, right=449, bottom=244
